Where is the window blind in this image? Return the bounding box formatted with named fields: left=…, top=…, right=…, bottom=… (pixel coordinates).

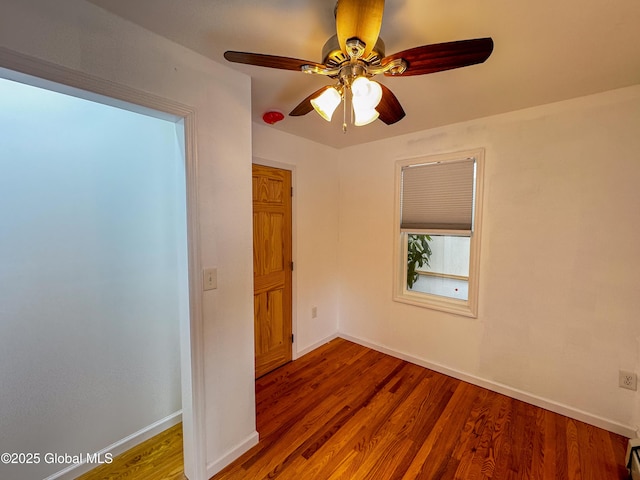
left=401, top=157, right=475, bottom=231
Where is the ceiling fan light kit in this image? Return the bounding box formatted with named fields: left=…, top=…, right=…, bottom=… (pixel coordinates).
left=309, top=61, right=384, bottom=130
left=224, top=0, right=493, bottom=132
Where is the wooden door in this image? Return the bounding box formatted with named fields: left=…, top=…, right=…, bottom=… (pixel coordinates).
left=252, top=164, right=292, bottom=378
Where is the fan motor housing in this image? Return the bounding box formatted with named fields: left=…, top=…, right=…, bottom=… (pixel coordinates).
left=322, top=34, right=385, bottom=68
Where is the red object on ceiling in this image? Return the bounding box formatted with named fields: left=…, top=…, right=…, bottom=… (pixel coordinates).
left=262, top=111, right=285, bottom=124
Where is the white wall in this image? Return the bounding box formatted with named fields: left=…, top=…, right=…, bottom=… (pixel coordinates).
left=0, top=78, right=184, bottom=480
left=0, top=0, right=257, bottom=478
left=252, top=124, right=340, bottom=355
left=338, top=85, right=640, bottom=436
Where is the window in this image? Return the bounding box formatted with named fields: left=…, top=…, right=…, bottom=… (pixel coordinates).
left=393, top=148, right=484, bottom=317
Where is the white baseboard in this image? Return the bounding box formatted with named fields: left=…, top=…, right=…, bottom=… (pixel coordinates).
left=206, top=431, right=259, bottom=478
left=199, top=334, right=338, bottom=476
left=43, top=411, right=183, bottom=480
left=295, top=332, right=339, bottom=359
left=339, top=333, right=637, bottom=438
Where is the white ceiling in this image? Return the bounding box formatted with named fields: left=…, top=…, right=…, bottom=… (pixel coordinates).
left=85, top=0, right=640, bottom=149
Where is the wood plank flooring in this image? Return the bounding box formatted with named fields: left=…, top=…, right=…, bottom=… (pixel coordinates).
left=212, top=338, right=629, bottom=480
left=75, top=422, right=185, bottom=480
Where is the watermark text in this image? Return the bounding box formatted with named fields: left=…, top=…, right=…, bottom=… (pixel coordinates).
left=1, top=452, right=113, bottom=465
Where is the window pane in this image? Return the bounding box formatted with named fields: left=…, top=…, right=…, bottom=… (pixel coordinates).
left=406, top=234, right=470, bottom=301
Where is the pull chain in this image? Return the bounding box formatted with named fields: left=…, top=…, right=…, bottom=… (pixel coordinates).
left=342, top=87, right=347, bottom=134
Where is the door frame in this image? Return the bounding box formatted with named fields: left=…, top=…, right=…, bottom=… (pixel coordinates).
left=252, top=157, right=298, bottom=360
left=0, top=47, right=206, bottom=480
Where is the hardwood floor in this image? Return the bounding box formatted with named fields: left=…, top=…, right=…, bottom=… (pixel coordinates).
left=75, top=422, right=185, bottom=480
left=77, top=338, right=629, bottom=479
left=212, top=338, right=629, bottom=480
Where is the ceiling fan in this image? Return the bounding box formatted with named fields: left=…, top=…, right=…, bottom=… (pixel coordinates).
left=224, top=0, right=493, bottom=130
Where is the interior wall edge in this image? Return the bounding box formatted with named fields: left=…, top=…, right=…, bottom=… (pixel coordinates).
left=206, top=431, right=259, bottom=478
left=0, top=46, right=194, bottom=118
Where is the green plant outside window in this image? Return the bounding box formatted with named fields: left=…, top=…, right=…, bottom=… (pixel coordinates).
left=407, top=234, right=432, bottom=289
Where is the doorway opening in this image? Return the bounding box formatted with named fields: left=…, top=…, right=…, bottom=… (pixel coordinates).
left=0, top=67, right=198, bottom=480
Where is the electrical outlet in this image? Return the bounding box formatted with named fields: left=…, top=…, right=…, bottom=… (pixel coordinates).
left=311, top=306, right=318, bottom=319
left=619, top=370, right=638, bottom=391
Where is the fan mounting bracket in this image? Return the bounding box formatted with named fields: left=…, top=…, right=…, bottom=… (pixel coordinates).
left=301, top=64, right=341, bottom=76
left=368, top=58, right=407, bottom=76
left=302, top=57, right=406, bottom=78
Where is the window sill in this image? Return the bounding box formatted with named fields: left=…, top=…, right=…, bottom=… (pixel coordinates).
left=393, top=290, right=478, bottom=318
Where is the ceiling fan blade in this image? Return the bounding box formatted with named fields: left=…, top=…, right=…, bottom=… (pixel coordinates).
left=382, top=37, right=494, bottom=77
left=377, top=84, right=405, bottom=125
left=224, top=51, right=326, bottom=72
left=289, top=86, right=333, bottom=116
left=335, top=0, right=385, bottom=58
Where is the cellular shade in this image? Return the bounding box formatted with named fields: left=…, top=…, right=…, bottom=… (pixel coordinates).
left=401, top=157, right=475, bottom=231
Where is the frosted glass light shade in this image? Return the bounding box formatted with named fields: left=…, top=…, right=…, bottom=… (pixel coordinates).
left=351, top=77, right=382, bottom=126
left=353, top=106, right=380, bottom=126
left=351, top=77, right=382, bottom=105
left=311, top=87, right=342, bottom=121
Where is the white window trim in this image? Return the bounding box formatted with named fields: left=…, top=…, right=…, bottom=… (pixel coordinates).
left=393, top=148, right=485, bottom=318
